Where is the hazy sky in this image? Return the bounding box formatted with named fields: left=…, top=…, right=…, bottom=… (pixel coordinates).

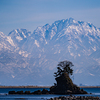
left=0, top=0, right=100, bottom=35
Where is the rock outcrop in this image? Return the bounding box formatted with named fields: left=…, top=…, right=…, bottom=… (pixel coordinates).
left=50, top=73, right=87, bottom=94
left=9, top=89, right=49, bottom=95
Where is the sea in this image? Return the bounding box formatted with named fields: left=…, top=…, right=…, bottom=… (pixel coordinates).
left=0, top=88, right=100, bottom=100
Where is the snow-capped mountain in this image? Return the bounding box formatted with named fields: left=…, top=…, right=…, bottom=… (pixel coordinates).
left=0, top=31, right=31, bottom=85
left=23, top=18, right=100, bottom=55
left=0, top=18, right=100, bottom=86
left=0, top=31, right=16, bottom=50
left=8, top=29, right=32, bottom=47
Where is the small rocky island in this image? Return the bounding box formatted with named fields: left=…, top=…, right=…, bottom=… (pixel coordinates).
left=9, top=60, right=87, bottom=95
left=50, top=60, right=87, bottom=94
left=50, top=72, right=87, bottom=94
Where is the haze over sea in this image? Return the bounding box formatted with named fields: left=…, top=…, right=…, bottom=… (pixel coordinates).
left=0, top=88, right=100, bottom=100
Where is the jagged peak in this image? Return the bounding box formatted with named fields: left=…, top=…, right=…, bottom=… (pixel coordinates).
left=8, top=28, right=31, bottom=37
left=68, top=17, right=75, bottom=22
left=43, top=24, right=50, bottom=30
left=0, top=31, right=7, bottom=38
left=78, top=21, right=84, bottom=25
left=34, top=18, right=81, bottom=33
left=33, top=24, right=50, bottom=36
left=51, top=18, right=78, bottom=28
left=52, top=17, right=75, bottom=25
left=32, top=18, right=99, bottom=41
left=0, top=31, right=5, bottom=36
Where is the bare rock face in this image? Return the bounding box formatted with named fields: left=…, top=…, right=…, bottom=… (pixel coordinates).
left=50, top=73, right=87, bottom=94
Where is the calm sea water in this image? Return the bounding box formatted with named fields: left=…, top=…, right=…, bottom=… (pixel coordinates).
left=0, top=88, right=100, bottom=100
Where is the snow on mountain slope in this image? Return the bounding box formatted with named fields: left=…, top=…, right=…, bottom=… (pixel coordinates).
left=0, top=31, right=16, bottom=51
left=0, top=18, right=100, bottom=86
left=22, top=18, right=100, bottom=58
left=0, top=31, right=29, bottom=65
left=0, top=32, right=30, bottom=85
left=18, top=18, right=100, bottom=85
left=8, top=29, right=32, bottom=47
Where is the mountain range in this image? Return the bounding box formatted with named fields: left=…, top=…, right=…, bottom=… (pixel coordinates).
left=0, top=18, right=100, bottom=86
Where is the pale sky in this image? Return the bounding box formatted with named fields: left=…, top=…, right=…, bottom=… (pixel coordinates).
left=0, top=0, right=100, bottom=35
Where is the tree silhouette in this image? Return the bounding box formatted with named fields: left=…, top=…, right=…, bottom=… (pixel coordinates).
left=54, top=60, right=73, bottom=78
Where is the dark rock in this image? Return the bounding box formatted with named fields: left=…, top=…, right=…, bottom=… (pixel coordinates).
left=42, top=89, right=49, bottom=94
left=16, top=91, right=23, bottom=94
left=50, top=73, right=87, bottom=94
left=49, top=98, right=54, bottom=100
left=9, top=91, right=16, bottom=94
left=67, top=90, right=72, bottom=94
left=24, top=91, right=30, bottom=94
left=32, top=90, right=42, bottom=94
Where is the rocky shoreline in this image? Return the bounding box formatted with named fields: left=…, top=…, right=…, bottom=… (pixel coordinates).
left=8, top=89, right=100, bottom=100
left=8, top=88, right=87, bottom=95
left=8, top=90, right=100, bottom=100
left=9, top=89, right=50, bottom=95
left=48, top=95, right=100, bottom=100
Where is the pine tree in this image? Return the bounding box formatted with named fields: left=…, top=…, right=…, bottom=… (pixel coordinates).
left=54, top=60, right=73, bottom=78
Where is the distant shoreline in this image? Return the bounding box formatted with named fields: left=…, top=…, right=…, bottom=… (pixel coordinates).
left=0, top=86, right=100, bottom=88
left=79, top=86, right=100, bottom=88
left=0, top=86, right=50, bottom=88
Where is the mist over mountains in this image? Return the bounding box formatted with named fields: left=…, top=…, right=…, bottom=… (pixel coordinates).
left=0, top=18, right=100, bottom=86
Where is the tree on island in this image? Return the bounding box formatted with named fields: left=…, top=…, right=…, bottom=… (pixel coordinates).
left=54, top=60, right=73, bottom=78
left=50, top=60, right=87, bottom=94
